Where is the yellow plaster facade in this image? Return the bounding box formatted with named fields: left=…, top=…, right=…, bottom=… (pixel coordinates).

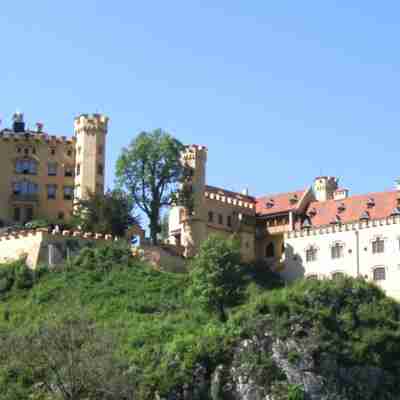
left=0, top=112, right=108, bottom=226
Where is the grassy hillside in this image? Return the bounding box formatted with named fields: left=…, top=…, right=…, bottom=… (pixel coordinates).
left=1, top=241, right=400, bottom=399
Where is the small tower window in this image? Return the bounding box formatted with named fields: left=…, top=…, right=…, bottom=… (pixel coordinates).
left=50, top=148, right=56, bottom=156
left=227, top=215, right=232, bottom=227
left=97, top=163, right=103, bottom=176
left=98, top=145, right=103, bottom=155
left=208, top=211, right=214, bottom=223
left=265, top=242, right=275, bottom=258
left=67, top=149, right=73, bottom=157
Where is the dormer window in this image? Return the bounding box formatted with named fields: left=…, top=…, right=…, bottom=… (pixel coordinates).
left=367, top=198, right=375, bottom=208
left=308, top=208, right=317, bottom=217
left=289, top=194, right=298, bottom=204
left=266, top=199, right=274, bottom=208
left=337, top=203, right=346, bottom=213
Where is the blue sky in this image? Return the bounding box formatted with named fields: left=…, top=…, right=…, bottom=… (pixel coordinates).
left=1, top=1, right=400, bottom=198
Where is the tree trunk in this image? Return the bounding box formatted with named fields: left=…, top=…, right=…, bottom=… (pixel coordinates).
left=149, top=212, right=159, bottom=246
left=217, top=303, right=227, bottom=323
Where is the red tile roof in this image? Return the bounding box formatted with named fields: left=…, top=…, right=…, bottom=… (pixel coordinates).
left=205, top=185, right=256, bottom=202
left=304, top=190, right=400, bottom=227
left=256, top=190, right=306, bottom=215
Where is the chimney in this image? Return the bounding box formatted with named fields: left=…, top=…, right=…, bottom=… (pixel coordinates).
left=12, top=112, right=25, bottom=133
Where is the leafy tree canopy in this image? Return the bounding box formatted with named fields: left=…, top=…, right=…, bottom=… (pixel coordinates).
left=115, top=130, right=184, bottom=244
left=71, top=189, right=137, bottom=237
left=189, top=235, right=244, bottom=322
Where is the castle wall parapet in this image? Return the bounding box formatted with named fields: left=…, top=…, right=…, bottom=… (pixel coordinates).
left=285, top=215, right=400, bottom=239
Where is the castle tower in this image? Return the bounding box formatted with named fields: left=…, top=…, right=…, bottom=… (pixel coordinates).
left=73, top=114, right=108, bottom=200
left=180, top=145, right=208, bottom=256
left=313, top=176, right=338, bottom=202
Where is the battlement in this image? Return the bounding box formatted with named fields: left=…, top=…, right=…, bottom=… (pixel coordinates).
left=74, top=113, right=109, bottom=134
left=204, top=186, right=255, bottom=210
left=0, top=228, right=116, bottom=269
left=285, top=215, right=400, bottom=239
left=0, top=130, right=76, bottom=144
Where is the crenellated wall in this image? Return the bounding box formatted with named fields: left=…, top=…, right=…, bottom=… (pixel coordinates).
left=0, top=228, right=114, bottom=268
left=283, top=216, right=400, bottom=300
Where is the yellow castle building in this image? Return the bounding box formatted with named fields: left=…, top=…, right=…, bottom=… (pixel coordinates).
left=0, top=112, right=108, bottom=226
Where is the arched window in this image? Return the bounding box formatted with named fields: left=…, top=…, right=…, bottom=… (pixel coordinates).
left=331, top=242, right=344, bottom=259
left=373, top=267, right=386, bottom=281
left=306, top=246, right=318, bottom=262
left=15, top=158, right=38, bottom=175
left=265, top=242, right=275, bottom=258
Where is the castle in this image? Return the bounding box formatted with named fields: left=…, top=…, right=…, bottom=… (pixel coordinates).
left=169, top=145, right=400, bottom=300
left=0, top=112, right=108, bottom=226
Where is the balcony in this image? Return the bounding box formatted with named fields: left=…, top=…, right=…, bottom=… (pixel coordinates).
left=10, top=193, right=39, bottom=203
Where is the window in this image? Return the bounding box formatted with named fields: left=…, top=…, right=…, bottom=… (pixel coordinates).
left=218, top=214, right=223, bottom=225
left=13, top=180, right=38, bottom=195
left=306, top=246, right=318, bottom=262
left=208, top=211, right=214, bottom=223
left=58, top=212, right=64, bottom=220
left=266, top=242, right=275, bottom=258
left=24, top=148, right=29, bottom=155
left=16, top=159, right=37, bottom=175
left=47, top=184, right=57, bottom=200
left=331, top=243, right=344, bottom=259
left=97, top=163, right=103, bottom=176
left=373, top=267, right=386, bottom=281
left=16, top=147, right=22, bottom=153
left=63, top=186, right=74, bottom=200
left=64, top=166, right=73, bottom=177
left=50, top=148, right=56, bottom=156
left=372, top=238, right=384, bottom=254
left=26, top=207, right=33, bottom=222
left=98, top=145, right=103, bottom=155
left=14, top=207, right=20, bottom=222
left=227, top=215, right=232, bottom=227
left=48, top=162, right=58, bottom=176
left=76, top=163, right=81, bottom=176
left=67, top=149, right=72, bottom=157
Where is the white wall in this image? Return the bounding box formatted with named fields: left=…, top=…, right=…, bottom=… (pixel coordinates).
left=283, top=219, right=400, bottom=300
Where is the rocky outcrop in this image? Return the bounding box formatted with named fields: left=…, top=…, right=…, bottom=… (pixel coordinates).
left=165, top=320, right=396, bottom=400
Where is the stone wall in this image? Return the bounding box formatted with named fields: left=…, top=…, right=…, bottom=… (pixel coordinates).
left=0, top=228, right=114, bottom=268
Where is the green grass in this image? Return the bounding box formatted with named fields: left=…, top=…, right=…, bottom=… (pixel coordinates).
left=1, top=244, right=400, bottom=399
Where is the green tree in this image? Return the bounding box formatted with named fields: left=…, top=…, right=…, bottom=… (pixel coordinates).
left=116, top=130, right=184, bottom=245
left=71, top=189, right=137, bottom=237
left=189, top=235, right=243, bottom=322
left=6, top=316, right=135, bottom=400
